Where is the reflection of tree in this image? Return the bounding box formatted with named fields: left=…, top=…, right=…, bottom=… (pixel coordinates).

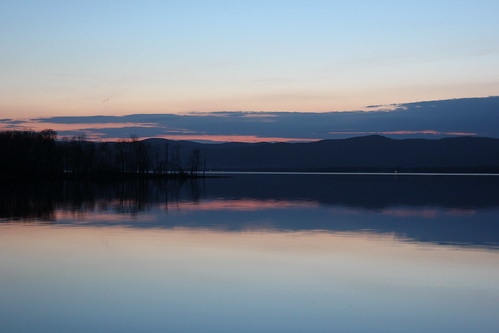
left=0, top=181, right=57, bottom=221
left=2, top=175, right=499, bottom=249
left=0, top=179, right=204, bottom=222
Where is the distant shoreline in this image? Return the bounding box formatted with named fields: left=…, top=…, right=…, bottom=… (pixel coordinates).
left=3, top=130, right=499, bottom=179
left=207, top=171, right=499, bottom=177
left=0, top=172, right=209, bottom=181
left=2, top=170, right=499, bottom=182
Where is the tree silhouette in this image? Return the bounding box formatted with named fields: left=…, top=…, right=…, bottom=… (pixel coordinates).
left=0, top=129, right=205, bottom=178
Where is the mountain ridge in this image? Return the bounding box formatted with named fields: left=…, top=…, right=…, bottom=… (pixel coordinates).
left=142, top=135, right=499, bottom=172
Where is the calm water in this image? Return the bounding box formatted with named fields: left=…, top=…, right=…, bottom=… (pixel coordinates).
left=1, top=174, right=499, bottom=332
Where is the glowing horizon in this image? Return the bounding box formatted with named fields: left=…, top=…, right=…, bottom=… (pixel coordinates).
left=1, top=1, right=499, bottom=119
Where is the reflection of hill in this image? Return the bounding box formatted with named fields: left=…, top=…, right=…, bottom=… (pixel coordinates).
left=203, top=174, right=499, bottom=209
left=1, top=175, right=499, bottom=249
left=194, top=174, right=499, bottom=249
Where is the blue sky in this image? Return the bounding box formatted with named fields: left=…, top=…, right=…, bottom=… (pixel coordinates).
left=1, top=0, right=499, bottom=119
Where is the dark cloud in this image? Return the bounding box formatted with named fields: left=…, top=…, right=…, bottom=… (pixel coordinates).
left=0, top=119, right=26, bottom=124
left=22, top=96, right=499, bottom=142
left=33, top=115, right=127, bottom=124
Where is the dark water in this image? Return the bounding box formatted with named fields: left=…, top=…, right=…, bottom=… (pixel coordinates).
left=1, top=174, right=499, bottom=332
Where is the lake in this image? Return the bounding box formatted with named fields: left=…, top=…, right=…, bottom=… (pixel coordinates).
left=1, top=173, right=499, bottom=332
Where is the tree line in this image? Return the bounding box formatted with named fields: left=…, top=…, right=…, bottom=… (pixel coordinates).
left=0, top=129, right=204, bottom=177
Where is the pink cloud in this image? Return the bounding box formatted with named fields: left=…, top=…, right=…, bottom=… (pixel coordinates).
left=153, top=134, right=318, bottom=143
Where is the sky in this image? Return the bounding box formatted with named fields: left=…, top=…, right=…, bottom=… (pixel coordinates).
left=1, top=1, right=499, bottom=141
left=2, top=96, right=499, bottom=142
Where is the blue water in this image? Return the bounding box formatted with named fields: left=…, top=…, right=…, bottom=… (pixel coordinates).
left=1, top=174, right=499, bottom=332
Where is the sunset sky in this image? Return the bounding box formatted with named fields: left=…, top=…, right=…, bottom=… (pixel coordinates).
left=1, top=1, right=499, bottom=141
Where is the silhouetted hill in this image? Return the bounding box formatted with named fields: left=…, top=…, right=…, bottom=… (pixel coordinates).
left=3, top=130, right=499, bottom=176
left=144, top=135, right=499, bottom=172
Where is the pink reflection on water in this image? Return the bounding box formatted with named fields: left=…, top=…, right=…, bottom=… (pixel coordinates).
left=382, top=207, right=476, bottom=218
left=328, top=206, right=477, bottom=218
left=168, top=199, right=319, bottom=211
left=54, top=210, right=155, bottom=222
left=445, top=208, right=476, bottom=216
left=382, top=208, right=440, bottom=218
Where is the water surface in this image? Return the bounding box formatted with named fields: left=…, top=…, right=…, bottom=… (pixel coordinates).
left=1, top=174, right=499, bottom=332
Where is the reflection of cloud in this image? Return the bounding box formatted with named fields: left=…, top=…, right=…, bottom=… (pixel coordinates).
left=329, top=206, right=477, bottom=218
left=382, top=208, right=440, bottom=218
left=381, top=207, right=476, bottom=218
left=55, top=210, right=155, bottom=222
left=446, top=208, right=476, bottom=216
left=171, top=199, right=318, bottom=211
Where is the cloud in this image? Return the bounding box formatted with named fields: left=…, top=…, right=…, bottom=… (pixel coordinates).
left=328, top=130, right=477, bottom=136
left=0, top=119, right=26, bottom=124
left=153, top=134, right=318, bottom=143
left=4, top=96, right=499, bottom=143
